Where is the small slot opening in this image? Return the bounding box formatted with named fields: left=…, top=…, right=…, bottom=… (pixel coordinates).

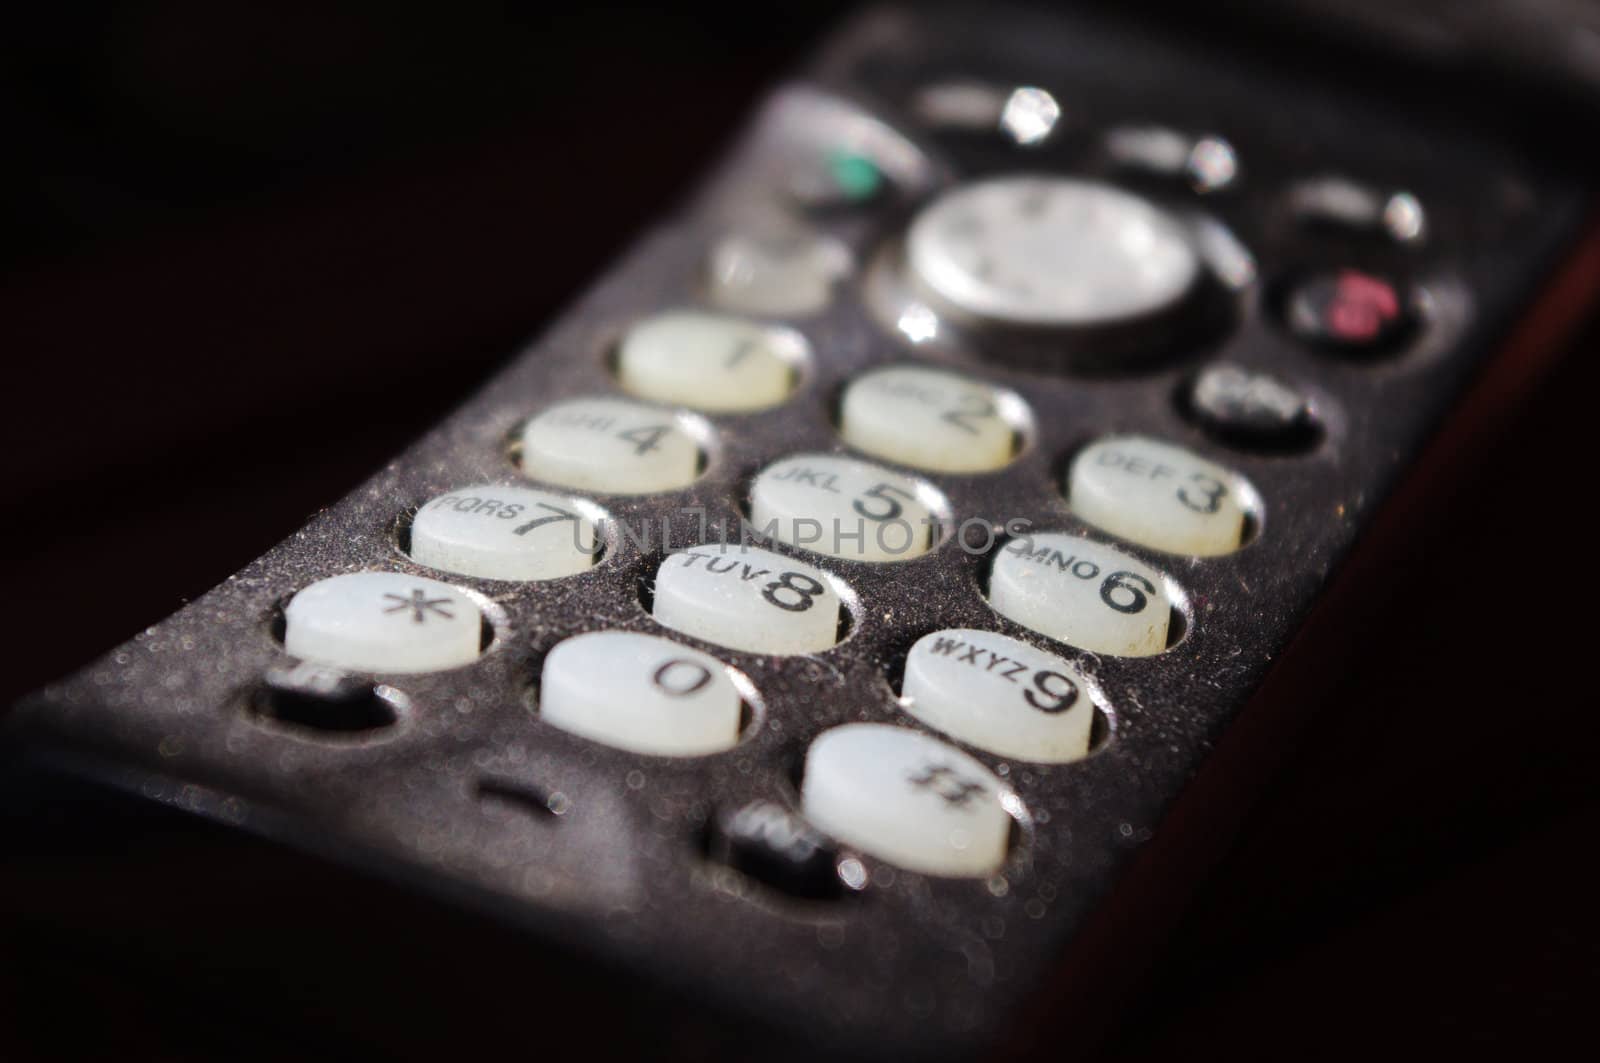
left=476, top=777, right=570, bottom=818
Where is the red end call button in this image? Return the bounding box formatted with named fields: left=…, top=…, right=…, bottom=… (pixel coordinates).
left=1283, top=268, right=1413, bottom=353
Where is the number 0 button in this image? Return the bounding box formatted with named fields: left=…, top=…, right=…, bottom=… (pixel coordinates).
left=802, top=723, right=1013, bottom=878
left=283, top=571, right=483, bottom=674
left=410, top=485, right=598, bottom=581
left=519, top=397, right=701, bottom=496
left=839, top=366, right=1022, bottom=473
left=653, top=545, right=843, bottom=655
left=1067, top=436, right=1254, bottom=556
left=539, top=631, right=743, bottom=756
left=749, top=454, right=940, bottom=563
left=903, top=629, right=1095, bottom=763
left=989, top=533, right=1173, bottom=656
left=617, top=311, right=804, bottom=412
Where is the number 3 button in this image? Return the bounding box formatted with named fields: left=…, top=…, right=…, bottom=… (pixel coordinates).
left=652, top=545, right=843, bottom=655
left=1067, top=436, right=1256, bottom=556
left=539, top=631, right=744, bottom=756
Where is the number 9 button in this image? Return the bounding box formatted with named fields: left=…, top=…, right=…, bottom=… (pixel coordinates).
left=838, top=365, right=1022, bottom=473
left=1067, top=435, right=1255, bottom=556
left=652, top=545, right=842, bottom=655
left=902, top=628, right=1095, bottom=763
left=988, top=532, right=1172, bottom=656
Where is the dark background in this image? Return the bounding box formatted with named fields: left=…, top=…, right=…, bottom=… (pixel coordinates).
left=2, top=2, right=1596, bottom=1059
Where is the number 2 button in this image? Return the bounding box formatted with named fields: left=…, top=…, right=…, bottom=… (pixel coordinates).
left=838, top=365, right=1023, bottom=473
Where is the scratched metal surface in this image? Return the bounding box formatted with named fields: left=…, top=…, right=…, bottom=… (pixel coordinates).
left=6, top=4, right=1586, bottom=1059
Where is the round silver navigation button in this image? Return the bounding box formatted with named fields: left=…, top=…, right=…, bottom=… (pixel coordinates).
left=906, top=175, right=1199, bottom=329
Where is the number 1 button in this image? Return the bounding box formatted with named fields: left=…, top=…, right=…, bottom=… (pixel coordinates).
left=519, top=397, right=701, bottom=495
left=616, top=311, right=805, bottom=412
left=539, top=631, right=744, bottom=756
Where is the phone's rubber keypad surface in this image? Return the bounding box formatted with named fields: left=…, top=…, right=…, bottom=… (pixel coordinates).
left=10, top=5, right=1587, bottom=1060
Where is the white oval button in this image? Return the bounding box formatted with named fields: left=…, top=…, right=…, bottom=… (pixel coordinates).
left=409, top=485, right=598, bottom=581
left=839, top=365, right=1021, bottom=473
left=749, top=454, right=939, bottom=563
left=283, top=572, right=482, bottom=674
left=705, top=228, right=851, bottom=316
left=1067, top=436, right=1253, bottom=556
left=616, top=311, right=804, bottom=412
left=539, top=631, right=743, bottom=757
left=518, top=397, right=701, bottom=496
left=988, top=533, right=1172, bottom=656
left=652, top=545, right=842, bottom=655
left=801, top=723, right=1012, bottom=878
left=903, top=629, right=1095, bottom=763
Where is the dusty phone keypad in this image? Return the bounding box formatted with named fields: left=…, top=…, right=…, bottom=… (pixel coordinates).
left=14, top=5, right=1579, bottom=1058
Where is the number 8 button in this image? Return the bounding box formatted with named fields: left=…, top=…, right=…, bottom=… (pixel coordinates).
left=1067, top=435, right=1256, bottom=556
left=652, top=545, right=844, bottom=655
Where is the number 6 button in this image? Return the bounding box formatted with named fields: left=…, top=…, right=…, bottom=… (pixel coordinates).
left=749, top=453, right=940, bottom=563
left=988, top=532, right=1173, bottom=656
left=1067, top=436, right=1256, bottom=556
left=902, top=629, right=1096, bottom=763
left=539, top=631, right=745, bottom=756
left=652, top=545, right=843, bottom=655
left=519, top=397, right=702, bottom=496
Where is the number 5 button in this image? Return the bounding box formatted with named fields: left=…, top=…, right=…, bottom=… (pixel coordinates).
left=749, top=453, right=940, bottom=563
left=988, top=532, right=1173, bottom=656
left=519, top=397, right=701, bottom=495
left=1067, top=436, right=1256, bottom=556
left=652, top=545, right=843, bottom=655
left=839, top=365, right=1023, bottom=473
left=539, top=631, right=744, bottom=756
